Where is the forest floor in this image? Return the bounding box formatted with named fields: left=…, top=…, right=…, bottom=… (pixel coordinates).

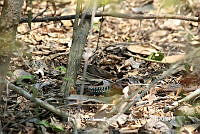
left=1, top=0, right=200, bottom=133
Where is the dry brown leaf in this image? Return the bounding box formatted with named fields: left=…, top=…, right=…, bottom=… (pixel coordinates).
left=127, top=45, right=157, bottom=55
left=162, top=54, right=185, bottom=63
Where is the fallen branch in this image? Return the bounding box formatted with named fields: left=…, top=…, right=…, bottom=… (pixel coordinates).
left=103, top=12, right=199, bottom=22
left=20, top=12, right=199, bottom=24
left=6, top=81, right=77, bottom=133
left=164, top=88, right=200, bottom=112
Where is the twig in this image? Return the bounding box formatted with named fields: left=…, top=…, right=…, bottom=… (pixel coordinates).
left=20, top=12, right=199, bottom=24
left=32, top=8, right=48, bottom=21
left=5, top=80, right=77, bottom=133
left=164, top=88, right=200, bottom=112
left=103, top=12, right=199, bottom=22
left=95, top=6, right=104, bottom=53
left=8, top=81, right=69, bottom=117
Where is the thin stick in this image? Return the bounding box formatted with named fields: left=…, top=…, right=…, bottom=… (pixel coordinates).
left=95, top=6, right=105, bottom=53
left=20, top=12, right=199, bottom=23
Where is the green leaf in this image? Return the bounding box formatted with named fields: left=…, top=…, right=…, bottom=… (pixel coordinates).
left=16, top=75, right=35, bottom=85
left=63, top=77, right=73, bottom=81
left=18, top=75, right=34, bottom=80
left=50, top=123, right=64, bottom=132
left=147, top=52, right=164, bottom=61
left=55, top=66, right=67, bottom=73
left=184, top=63, right=191, bottom=72
left=38, top=120, right=64, bottom=132
left=38, top=120, right=50, bottom=127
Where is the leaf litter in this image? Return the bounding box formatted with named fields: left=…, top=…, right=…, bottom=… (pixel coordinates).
left=2, top=0, right=200, bottom=133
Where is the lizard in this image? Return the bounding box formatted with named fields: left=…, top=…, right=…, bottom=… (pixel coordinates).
left=76, top=82, right=124, bottom=96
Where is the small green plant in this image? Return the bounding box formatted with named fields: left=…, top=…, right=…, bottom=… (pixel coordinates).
left=55, top=66, right=67, bottom=74
left=147, top=52, right=164, bottom=61
left=184, top=63, right=191, bottom=72
left=38, top=120, right=64, bottom=132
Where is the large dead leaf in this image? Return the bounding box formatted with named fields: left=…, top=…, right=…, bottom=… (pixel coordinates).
left=127, top=45, right=157, bottom=55
left=162, top=54, right=185, bottom=63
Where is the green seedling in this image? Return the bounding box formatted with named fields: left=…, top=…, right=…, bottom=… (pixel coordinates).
left=147, top=52, right=164, bottom=61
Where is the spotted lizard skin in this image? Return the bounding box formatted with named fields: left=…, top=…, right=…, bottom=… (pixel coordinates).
left=77, top=85, right=111, bottom=95
left=77, top=83, right=123, bottom=96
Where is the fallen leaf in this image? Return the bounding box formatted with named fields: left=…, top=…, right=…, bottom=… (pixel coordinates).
left=162, top=54, right=185, bottom=63
left=127, top=44, right=157, bottom=55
